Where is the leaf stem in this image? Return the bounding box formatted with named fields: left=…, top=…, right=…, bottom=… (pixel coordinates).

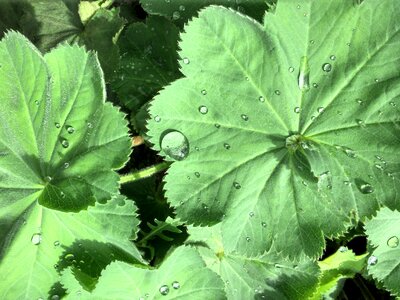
left=119, top=162, right=171, bottom=184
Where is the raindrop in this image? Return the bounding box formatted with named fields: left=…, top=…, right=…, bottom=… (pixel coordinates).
left=35, top=100, right=40, bottom=105
left=259, top=96, right=265, bottom=102
left=64, top=162, right=70, bottom=169
left=159, top=285, right=169, bottom=295
left=294, top=107, right=301, bottom=114
left=311, top=115, right=316, bottom=121
left=249, top=212, right=255, bottom=217
left=198, top=105, right=208, bottom=114
left=160, top=130, right=189, bottom=161
left=389, top=101, right=396, bottom=107
left=356, top=99, right=364, bottom=105
left=330, top=55, right=336, bottom=61
left=339, top=246, right=348, bottom=252
left=223, top=143, right=231, bottom=150
left=202, top=203, right=208, bottom=210
left=201, top=89, right=207, bottom=95
left=179, top=5, right=185, bottom=11
left=55, top=122, right=61, bottom=129
left=317, top=107, right=325, bottom=114
left=312, top=83, right=318, bottom=88
left=172, top=11, right=180, bottom=20
left=31, top=233, right=42, bottom=245
left=374, top=164, right=384, bottom=170
left=387, top=236, right=399, bottom=248
left=87, top=122, right=93, bottom=129
left=172, top=281, right=180, bottom=289
left=154, top=115, right=161, bottom=122
left=343, top=147, right=356, bottom=158
left=355, top=180, right=374, bottom=194
left=296, top=4, right=300, bottom=9
left=343, top=181, right=351, bottom=186
left=288, top=67, right=294, bottom=73
left=356, top=119, right=366, bottom=127
left=51, top=295, right=60, bottom=300
left=298, top=56, right=310, bottom=91
left=214, top=123, right=220, bottom=128
left=233, top=182, right=241, bottom=189
left=45, top=176, right=52, bottom=182
left=261, top=222, right=267, bottom=227
left=182, top=58, right=190, bottom=64
left=374, top=78, right=379, bottom=82
left=274, top=90, right=281, bottom=95
left=60, top=192, right=65, bottom=198
left=194, top=172, right=200, bottom=178
left=246, top=237, right=251, bottom=242
left=241, top=114, right=249, bottom=121
left=54, top=241, right=60, bottom=247
left=318, top=171, right=332, bottom=192
left=61, top=139, right=69, bottom=148
left=65, top=253, right=75, bottom=263
left=310, top=40, right=315, bottom=44
left=66, top=126, right=75, bottom=134
left=322, top=63, right=332, bottom=72
left=367, top=255, right=378, bottom=266
left=195, top=146, right=199, bottom=151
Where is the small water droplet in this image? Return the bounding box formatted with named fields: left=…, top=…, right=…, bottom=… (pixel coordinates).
left=312, top=83, right=318, bottom=88
left=160, top=131, right=189, bottom=161
left=389, top=101, right=396, bottom=107
left=31, top=233, right=42, bottom=245
left=51, top=295, right=60, bottom=300
left=195, top=146, right=199, bottom=151
left=249, top=212, right=254, bottom=217
left=159, top=285, right=169, bottom=295
left=54, top=241, right=60, bottom=247
left=339, top=246, right=348, bottom=252
left=154, top=115, right=161, bottom=122
left=374, top=78, right=379, bottom=82
left=179, top=5, right=185, bottom=11
left=183, top=58, right=190, bottom=64
left=202, top=203, right=208, bottom=210
left=64, top=253, right=75, bottom=263
left=310, top=40, right=315, bottom=44
left=274, top=90, right=281, bottom=95
left=87, top=122, right=93, bottom=129
left=201, top=89, right=207, bottom=95
left=288, top=67, right=294, bottom=73
left=66, top=126, right=75, bottom=134
left=194, top=172, right=200, bottom=178
left=246, top=237, right=251, bottom=242
left=330, top=55, right=336, bottom=61
left=35, top=100, right=40, bottom=105
left=55, top=123, right=61, bottom=128
left=172, top=281, right=180, bottom=289
left=302, top=180, right=308, bottom=186
left=259, top=96, right=265, bottom=102
left=60, top=191, right=65, bottom=198
left=356, top=99, right=364, bottom=105
left=61, top=139, right=69, bottom=148
left=198, top=105, right=208, bottom=114
left=356, top=119, right=366, bottom=127
left=172, top=11, right=180, bottom=20
left=318, top=171, right=332, bottom=192
left=294, top=107, right=301, bottom=113
left=317, top=107, right=325, bottom=114
left=367, top=255, right=378, bottom=266
left=223, top=143, right=231, bottom=150
left=343, top=147, right=356, bottom=158
left=233, top=182, right=241, bottom=189
left=296, top=4, right=300, bottom=9
left=374, top=164, right=384, bottom=170
left=344, top=181, right=351, bottom=186
left=45, top=176, right=52, bottom=182
left=322, top=63, right=332, bottom=72
left=64, top=162, right=70, bottom=169
left=261, top=222, right=267, bottom=227
left=214, top=123, right=220, bottom=128
left=241, top=114, right=248, bottom=121
left=387, top=236, right=399, bottom=248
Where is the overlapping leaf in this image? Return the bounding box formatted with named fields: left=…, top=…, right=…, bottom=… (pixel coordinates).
left=61, top=246, right=226, bottom=299
left=365, top=208, right=400, bottom=297
left=147, top=1, right=400, bottom=259
left=0, top=32, right=136, bottom=298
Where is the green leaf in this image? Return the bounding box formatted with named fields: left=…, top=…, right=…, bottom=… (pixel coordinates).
left=61, top=246, right=226, bottom=299
left=147, top=1, right=400, bottom=259
left=365, top=207, right=400, bottom=297
left=0, top=195, right=143, bottom=299
left=186, top=224, right=320, bottom=300
left=111, top=16, right=181, bottom=111
left=78, top=0, right=114, bottom=24
left=139, top=217, right=182, bottom=243
left=311, top=247, right=367, bottom=299
left=140, top=0, right=273, bottom=25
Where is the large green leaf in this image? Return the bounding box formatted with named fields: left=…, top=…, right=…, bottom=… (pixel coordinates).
left=61, top=246, right=226, bottom=299
left=186, top=224, right=320, bottom=300
left=0, top=32, right=136, bottom=298
left=111, top=16, right=181, bottom=111
left=0, top=195, right=142, bottom=299
left=140, top=0, right=273, bottom=25
left=365, top=207, right=400, bottom=297
left=147, top=1, right=400, bottom=259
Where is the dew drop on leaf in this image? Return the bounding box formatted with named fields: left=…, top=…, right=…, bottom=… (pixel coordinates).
left=330, top=55, right=336, bottom=61
left=202, top=203, right=208, bottom=210
left=355, top=180, right=374, bottom=194
left=249, top=212, right=254, bottom=217
left=356, top=119, right=365, bottom=127
left=261, top=222, right=267, bottom=227
left=288, top=67, right=294, bottom=73
left=172, top=11, right=180, bottom=20
left=182, top=58, right=190, bottom=64
left=312, top=83, right=318, bottom=88
left=317, top=107, right=325, bottom=114
left=294, top=107, right=301, bottom=114
left=194, top=172, right=200, bottom=178
left=246, top=237, right=251, bottom=242
left=389, top=101, right=396, bottom=107
left=64, top=162, right=70, bottom=169
left=339, top=246, right=348, bottom=252
left=223, top=143, right=231, bottom=150
left=387, top=236, right=399, bottom=248
left=53, top=241, right=60, bottom=247
left=259, top=96, right=265, bottom=102
left=201, top=89, right=207, bottom=95
left=66, top=126, right=75, bottom=134
left=64, top=253, right=75, bottom=263
left=160, top=130, right=189, bottom=161
left=179, top=5, right=185, bottom=11
left=356, top=99, right=364, bottom=105
left=159, top=285, right=169, bottom=295
left=198, top=105, right=208, bottom=114
left=61, top=139, right=69, bottom=148
left=35, top=100, right=40, bottom=105
left=87, top=122, right=93, bottom=129
left=343, top=147, right=356, bottom=158
left=214, top=123, right=220, bottom=128
left=45, top=176, right=52, bottom=182
left=274, top=90, right=281, bottom=95
left=367, top=255, right=378, bottom=266
left=298, top=56, right=310, bottom=91
left=54, top=122, right=61, bottom=129
left=322, top=63, right=332, bottom=72
left=233, top=182, right=241, bottom=189
left=172, top=281, right=180, bottom=289
left=241, top=114, right=249, bottom=121
left=154, top=115, right=161, bottom=122
left=31, top=233, right=42, bottom=245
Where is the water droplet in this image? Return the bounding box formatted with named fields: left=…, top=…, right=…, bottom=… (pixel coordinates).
left=294, top=107, right=301, bottom=114
left=64, top=253, right=75, bottom=263
left=66, top=126, right=75, bottom=134
left=367, top=255, right=378, bottom=266
left=198, top=105, right=208, bottom=114
left=159, top=285, right=169, bottom=295
left=317, top=107, right=325, bottom=114
left=259, top=96, right=265, bottom=102
left=55, top=122, right=61, bottom=128
left=154, top=115, right=161, bottom=122
left=246, top=237, right=251, bottom=242
left=311, top=115, right=316, bottom=121
left=322, top=63, right=332, bottom=72
left=312, top=83, right=318, bottom=88
left=343, top=147, right=356, bottom=158
left=241, top=114, right=249, bottom=121
left=301, top=180, right=308, bottom=186
left=195, top=146, right=199, bottom=151
left=172, top=281, right=180, bottom=289
left=387, top=236, right=399, bottom=248
left=233, top=182, right=241, bottom=189
left=288, top=67, right=294, bottom=73
left=160, top=131, right=189, bottom=161
left=61, top=139, right=69, bottom=148
left=339, top=246, right=348, bottom=252
left=31, top=233, right=42, bottom=245
left=298, top=56, right=310, bottom=91
left=202, top=203, right=208, bottom=210
left=374, top=78, right=379, bottom=82
left=318, top=171, right=332, bottom=192
left=310, top=40, right=315, bottom=44
left=194, top=172, right=200, bottom=178
left=51, top=295, right=60, bottom=300
left=87, top=122, right=93, bottom=129
left=274, top=90, right=281, bottom=95
left=330, top=55, right=336, bottom=61
left=201, top=89, right=207, bottom=95
left=45, top=176, right=52, bottom=182
left=60, top=191, right=65, bottom=198
left=172, top=11, right=180, bottom=20
left=214, top=123, right=220, bottom=128
left=356, top=119, right=366, bottom=127
left=54, top=241, right=60, bottom=247
left=64, top=162, right=70, bottom=169
left=222, top=142, right=231, bottom=150
left=356, top=99, right=364, bottom=105
left=389, top=101, right=396, bottom=107
left=296, top=4, right=300, bottom=9
left=249, top=212, right=254, bottom=217
left=356, top=180, right=374, bottom=194
left=35, top=100, right=40, bottom=105
left=374, top=164, right=384, bottom=170
left=183, top=58, right=190, bottom=64
left=179, top=5, right=185, bottom=11
left=261, top=222, right=267, bottom=227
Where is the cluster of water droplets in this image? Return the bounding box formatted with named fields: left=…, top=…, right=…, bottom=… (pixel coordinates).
left=158, top=281, right=180, bottom=296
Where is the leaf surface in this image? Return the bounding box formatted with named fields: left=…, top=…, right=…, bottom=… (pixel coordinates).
left=147, top=1, right=400, bottom=259
left=365, top=207, right=400, bottom=297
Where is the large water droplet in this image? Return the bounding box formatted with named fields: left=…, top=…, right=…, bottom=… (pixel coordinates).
left=198, top=105, right=208, bottom=114
left=322, top=63, right=332, bottom=72
left=172, top=281, right=180, bottom=289
left=66, top=126, right=75, bottom=134
left=31, top=233, right=42, bottom=245
left=160, top=131, right=189, bottom=161
left=61, top=139, right=69, bottom=148
left=159, top=285, right=169, bottom=295
left=387, top=236, right=399, bottom=248
left=298, top=56, right=310, bottom=91
left=367, top=255, right=378, bottom=266
left=339, top=246, right=348, bottom=252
